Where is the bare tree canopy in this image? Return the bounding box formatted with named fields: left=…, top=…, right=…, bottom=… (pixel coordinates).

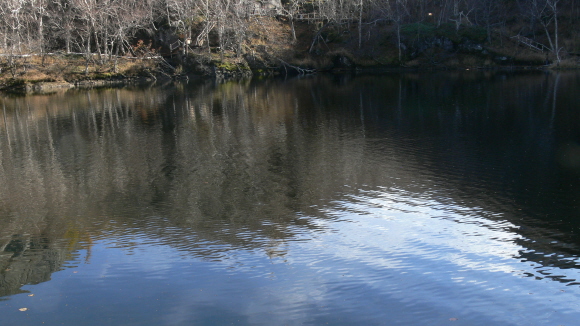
left=0, top=0, right=578, bottom=67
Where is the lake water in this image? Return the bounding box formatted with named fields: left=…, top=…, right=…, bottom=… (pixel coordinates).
left=1, top=71, right=580, bottom=325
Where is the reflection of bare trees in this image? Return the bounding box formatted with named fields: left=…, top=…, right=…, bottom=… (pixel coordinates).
left=1, top=72, right=580, bottom=295
left=0, top=78, right=388, bottom=264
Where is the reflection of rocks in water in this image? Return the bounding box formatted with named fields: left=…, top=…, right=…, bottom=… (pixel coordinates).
left=0, top=235, right=71, bottom=297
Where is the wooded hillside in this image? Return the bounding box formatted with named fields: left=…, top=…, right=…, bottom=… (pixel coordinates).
left=1, top=0, right=579, bottom=80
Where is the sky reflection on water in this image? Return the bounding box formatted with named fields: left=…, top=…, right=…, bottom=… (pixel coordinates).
left=2, top=72, right=580, bottom=325
left=4, top=192, right=580, bottom=326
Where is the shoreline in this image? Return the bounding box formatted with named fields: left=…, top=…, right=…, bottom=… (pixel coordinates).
left=1, top=77, right=160, bottom=94
left=0, top=62, right=572, bottom=95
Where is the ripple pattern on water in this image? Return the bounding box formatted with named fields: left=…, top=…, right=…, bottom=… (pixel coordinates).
left=2, top=73, right=580, bottom=325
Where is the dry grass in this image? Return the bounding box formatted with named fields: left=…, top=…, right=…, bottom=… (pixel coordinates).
left=550, top=58, right=580, bottom=69
left=289, top=55, right=333, bottom=70
left=0, top=54, right=158, bottom=89
left=246, top=17, right=295, bottom=58
left=405, top=58, right=423, bottom=67
left=460, top=55, right=482, bottom=67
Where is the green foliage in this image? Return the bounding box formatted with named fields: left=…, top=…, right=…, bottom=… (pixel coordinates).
left=436, top=23, right=460, bottom=43
left=400, top=23, right=437, bottom=39
left=459, top=26, right=487, bottom=43
left=216, top=62, right=237, bottom=71
left=214, top=61, right=249, bottom=71
left=401, top=23, right=487, bottom=44
left=94, top=72, right=115, bottom=80
left=5, top=79, right=26, bottom=88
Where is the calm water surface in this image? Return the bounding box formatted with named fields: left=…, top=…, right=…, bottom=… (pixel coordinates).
left=1, top=71, right=580, bottom=325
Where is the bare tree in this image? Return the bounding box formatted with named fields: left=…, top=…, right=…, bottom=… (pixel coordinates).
left=520, top=0, right=563, bottom=63
left=28, top=0, right=48, bottom=62
left=543, top=0, right=562, bottom=63
left=391, top=0, right=410, bottom=62
left=50, top=0, right=78, bottom=54
left=282, top=0, right=302, bottom=42
left=3, top=0, right=25, bottom=55
left=473, top=0, right=502, bottom=42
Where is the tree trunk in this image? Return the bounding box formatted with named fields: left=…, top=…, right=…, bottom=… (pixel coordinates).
left=85, top=32, right=91, bottom=75
left=39, top=14, right=44, bottom=66
left=358, top=0, right=363, bottom=49
left=290, top=16, right=297, bottom=42
left=553, top=1, right=560, bottom=63
left=542, top=0, right=561, bottom=64
left=397, top=22, right=402, bottom=62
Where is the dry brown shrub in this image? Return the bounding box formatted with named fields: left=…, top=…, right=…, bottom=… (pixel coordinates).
left=357, top=57, right=382, bottom=67
left=460, top=55, right=481, bottom=67
left=292, top=55, right=334, bottom=70
left=550, top=58, right=580, bottom=69
left=405, top=59, right=423, bottom=67
left=516, top=51, right=545, bottom=64
left=326, top=48, right=355, bottom=60
left=445, top=58, right=461, bottom=67
left=20, top=71, right=54, bottom=82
